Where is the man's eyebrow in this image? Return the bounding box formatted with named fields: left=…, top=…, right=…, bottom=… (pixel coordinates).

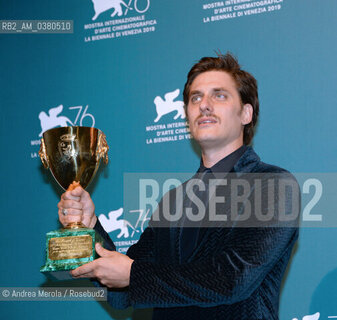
left=213, top=87, right=230, bottom=93
left=189, top=90, right=203, bottom=96
left=189, top=88, right=231, bottom=98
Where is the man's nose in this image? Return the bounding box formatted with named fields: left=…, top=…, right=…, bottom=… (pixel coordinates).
left=199, top=96, right=213, bottom=114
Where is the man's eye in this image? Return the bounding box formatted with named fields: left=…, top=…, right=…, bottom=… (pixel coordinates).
left=191, top=95, right=201, bottom=103
left=215, top=93, right=226, bottom=99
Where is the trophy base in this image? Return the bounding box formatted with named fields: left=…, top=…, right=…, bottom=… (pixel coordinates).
left=41, top=227, right=103, bottom=281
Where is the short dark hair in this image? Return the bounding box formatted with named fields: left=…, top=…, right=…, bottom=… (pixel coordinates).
left=183, top=52, right=259, bottom=145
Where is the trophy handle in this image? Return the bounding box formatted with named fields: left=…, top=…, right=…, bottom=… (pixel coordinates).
left=39, top=138, right=49, bottom=169
left=96, top=132, right=109, bottom=164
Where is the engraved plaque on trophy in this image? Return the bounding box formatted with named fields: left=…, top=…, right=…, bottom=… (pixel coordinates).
left=39, top=126, right=109, bottom=280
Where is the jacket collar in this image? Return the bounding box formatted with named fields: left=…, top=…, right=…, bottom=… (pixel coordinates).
left=232, top=146, right=261, bottom=174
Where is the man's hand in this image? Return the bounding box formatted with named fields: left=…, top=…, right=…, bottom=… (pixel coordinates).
left=57, top=183, right=97, bottom=228
left=71, top=243, right=134, bottom=288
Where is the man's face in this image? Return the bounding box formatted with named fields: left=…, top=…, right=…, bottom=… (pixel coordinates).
left=187, top=70, right=252, bottom=150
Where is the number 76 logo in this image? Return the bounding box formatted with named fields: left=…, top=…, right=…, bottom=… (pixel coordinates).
left=38, top=104, right=96, bottom=137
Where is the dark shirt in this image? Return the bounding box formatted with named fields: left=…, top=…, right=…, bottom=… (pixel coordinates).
left=198, top=144, right=247, bottom=174
left=180, top=145, right=247, bottom=261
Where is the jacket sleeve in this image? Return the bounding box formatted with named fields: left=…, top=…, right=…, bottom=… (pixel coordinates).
left=94, top=218, right=116, bottom=251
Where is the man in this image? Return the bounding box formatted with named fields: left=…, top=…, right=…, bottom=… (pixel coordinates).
left=58, top=53, right=299, bottom=319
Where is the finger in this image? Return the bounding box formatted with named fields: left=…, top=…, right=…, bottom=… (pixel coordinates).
left=95, top=243, right=114, bottom=258
left=70, top=269, right=93, bottom=278
left=58, top=208, right=83, bottom=223
left=58, top=212, right=67, bottom=227
left=69, top=186, right=86, bottom=198
left=61, top=191, right=81, bottom=201
left=58, top=200, right=83, bottom=210
left=71, top=261, right=96, bottom=277
left=58, top=208, right=82, bottom=216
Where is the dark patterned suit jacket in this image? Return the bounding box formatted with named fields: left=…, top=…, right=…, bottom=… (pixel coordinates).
left=95, top=147, right=299, bottom=320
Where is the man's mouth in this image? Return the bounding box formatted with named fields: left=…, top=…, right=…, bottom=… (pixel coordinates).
left=197, top=117, right=218, bottom=125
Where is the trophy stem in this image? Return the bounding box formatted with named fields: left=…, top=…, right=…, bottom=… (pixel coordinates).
left=64, top=222, right=87, bottom=229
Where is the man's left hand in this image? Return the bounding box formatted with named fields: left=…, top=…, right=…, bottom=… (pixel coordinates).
left=71, top=243, right=134, bottom=288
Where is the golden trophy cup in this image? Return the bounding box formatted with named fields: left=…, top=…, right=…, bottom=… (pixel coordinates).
left=39, top=126, right=108, bottom=280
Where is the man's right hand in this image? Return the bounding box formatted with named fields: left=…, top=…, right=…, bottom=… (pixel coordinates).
left=57, top=184, right=97, bottom=229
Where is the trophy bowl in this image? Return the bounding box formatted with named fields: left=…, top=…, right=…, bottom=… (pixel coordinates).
left=39, top=126, right=108, bottom=280
left=39, top=126, right=108, bottom=191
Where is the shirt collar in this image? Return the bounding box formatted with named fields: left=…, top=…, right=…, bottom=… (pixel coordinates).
left=198, top=145, right=247, bottom=173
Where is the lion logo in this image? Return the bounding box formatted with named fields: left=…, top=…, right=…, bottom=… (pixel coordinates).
left=154, top=89, right=185, bottom=123
left=98, top=208, right=138, bottom=238
left=292, top=312, right=320, bottom=320
left=91, top=0, right=133, bottom=21
left=38, top=104, right=73, bottom=137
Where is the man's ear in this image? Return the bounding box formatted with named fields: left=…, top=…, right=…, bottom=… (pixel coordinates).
left=241, top=104, right=253, bottom=125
